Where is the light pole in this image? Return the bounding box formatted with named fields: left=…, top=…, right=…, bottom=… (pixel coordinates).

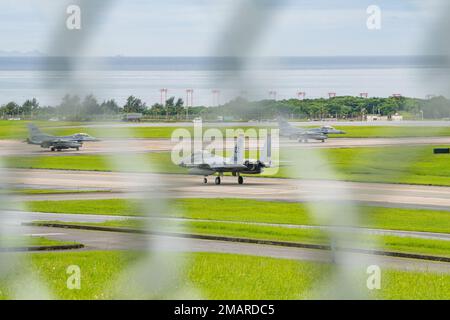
left=160, top=88, right=168, bottom=120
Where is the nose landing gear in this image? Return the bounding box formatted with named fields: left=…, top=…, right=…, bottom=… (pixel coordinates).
left=215, top=176, right=221, bottom=185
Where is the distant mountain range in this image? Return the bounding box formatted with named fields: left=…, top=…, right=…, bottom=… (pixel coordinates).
left=0, top=50, right=44, bottom=57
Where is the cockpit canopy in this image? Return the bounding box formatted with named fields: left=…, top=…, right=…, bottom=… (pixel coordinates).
left=72, top=133, right=98, bottom=141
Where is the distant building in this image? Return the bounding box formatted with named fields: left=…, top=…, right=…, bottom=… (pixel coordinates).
left=366, top=114, right=388, bottom=122
left=123, top=113, right=142, bottom=122
left=216, top=116, right=235, bottom=122
left=391, top=113, right=403, bottom=121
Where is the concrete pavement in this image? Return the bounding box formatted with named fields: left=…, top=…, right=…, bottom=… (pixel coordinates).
left=7, top=169, right=450, bottom=211
left=2, top=136, right=450, bottom=156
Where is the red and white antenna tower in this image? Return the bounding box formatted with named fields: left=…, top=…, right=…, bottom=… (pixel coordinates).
left=186, top=89, right=194, bottom=107
left=186, top=89, right=194, bottom=120
left=328, top=92, right=336, bottom=99
left=212, top=89, right=221, bottom=107
left=160, top=88, right=168, bottom=105
left=297, top=91, right=306, bottom=100
left=360, top=92, right=368, bottom=98
left=269, top=90, right=277, bottom=100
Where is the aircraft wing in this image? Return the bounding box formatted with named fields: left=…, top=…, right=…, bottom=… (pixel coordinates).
left=285, top=128, right=310, bottom=138
left=280, top=128, right=327, bottom=141
left=41, top=138, right=81, bottom=148
left=208, top=163, right=247, bottom=171
left=51, top=138, right=72, bottom=145
left=190, top=162, right=247, bottom=171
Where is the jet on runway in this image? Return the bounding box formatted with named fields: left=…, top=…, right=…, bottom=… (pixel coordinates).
left=278, top=118, right=345, bottom=142
left=26, top=123, right=99, bottom=151
left=179, top=134, right=272, bottom=185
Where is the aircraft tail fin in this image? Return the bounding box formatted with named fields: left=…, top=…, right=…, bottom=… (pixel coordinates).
left=27, top=123, right=42, bottom=137
left=277, top=117, right=291, bottom=129
left=230, top=134, right=244, bottom=164
left=260, top=131, right=272, bottom=166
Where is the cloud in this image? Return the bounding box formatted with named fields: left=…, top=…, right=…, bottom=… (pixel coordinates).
left=0, top=0, right=444, bottom=56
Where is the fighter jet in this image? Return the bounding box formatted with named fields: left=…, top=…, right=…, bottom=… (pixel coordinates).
left=26, top=123, right=99, bottom=151
left=278, top=118, right=345, bottom=142
left=179, top=134, right=272, bottom=185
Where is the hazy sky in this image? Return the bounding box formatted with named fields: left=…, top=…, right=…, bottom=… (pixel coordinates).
left=0, top=0, right=445, bottom=56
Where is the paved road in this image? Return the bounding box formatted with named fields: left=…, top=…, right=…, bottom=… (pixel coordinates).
left=13, top=225, right=450, bottom=273
left=2, top=136, right=450, bottom=156
left=2, top=210, right=449, bottom=242
left=8, top=169, right=450, bottom=211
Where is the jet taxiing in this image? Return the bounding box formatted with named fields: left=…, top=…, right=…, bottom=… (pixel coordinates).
left=179, top=134, right=272, bottom=185
left=26, top=123, right=99, bottom=151
left=278, top=118, right=345, bottom=142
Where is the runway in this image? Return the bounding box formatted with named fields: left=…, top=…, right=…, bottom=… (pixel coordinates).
left=55, top=120, right=450, bottom=128
left=1, top=136, right=450, bottom=156
left=8, top=169, right=450, bottom=211
left=10, top=224, right=450, bottom=273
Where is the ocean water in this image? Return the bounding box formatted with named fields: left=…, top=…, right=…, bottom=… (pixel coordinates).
left=0, top=56, right=448, bottom=106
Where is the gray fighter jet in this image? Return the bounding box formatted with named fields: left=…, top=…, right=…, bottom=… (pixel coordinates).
left=278, top=118, right=345, bottom=142
left=179, top=134, right=272, bottom=185
left=26, top=123, right=99, bottom=151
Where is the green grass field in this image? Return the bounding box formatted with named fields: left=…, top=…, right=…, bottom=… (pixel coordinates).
left=5, top=144, right=450, bottom=186
left=47, top=124, right=450, bottom=139
left=1, top=120, right=450, bottom=140
left=36, top=218, right=450, bottom=257
left=48, top=126, right=190, bottom=139
left=25, top=198, right=450, bottom=234
left=328, top=125, right=450, bottom=138
left=279, top=145, right=450, bottom=186
left=26, top=198, right=450, bottom=257
left=1, top=236, right=77, bottom=248
left=0, top=251, right=447, bottom=299
left=4, top=152, right=186, bottom=173
left=0, top=121, right=82, bottom=139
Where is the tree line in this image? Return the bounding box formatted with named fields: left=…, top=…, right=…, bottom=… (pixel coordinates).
left=1, top=94, right=450, bottom=120
left=0, top=95, right=187, bottom=121
left=201, top=96, right=450, bottom=120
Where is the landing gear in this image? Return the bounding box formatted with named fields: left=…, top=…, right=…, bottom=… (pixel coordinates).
left=50, top=147, right=55, bottom=152
left=238, top=176, right=244, bottom=185
left=76, top=147, right=80, bottom=151
left=215, top=176, right=221, bottom=185
left=203, top=177, right=208, bottom=184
